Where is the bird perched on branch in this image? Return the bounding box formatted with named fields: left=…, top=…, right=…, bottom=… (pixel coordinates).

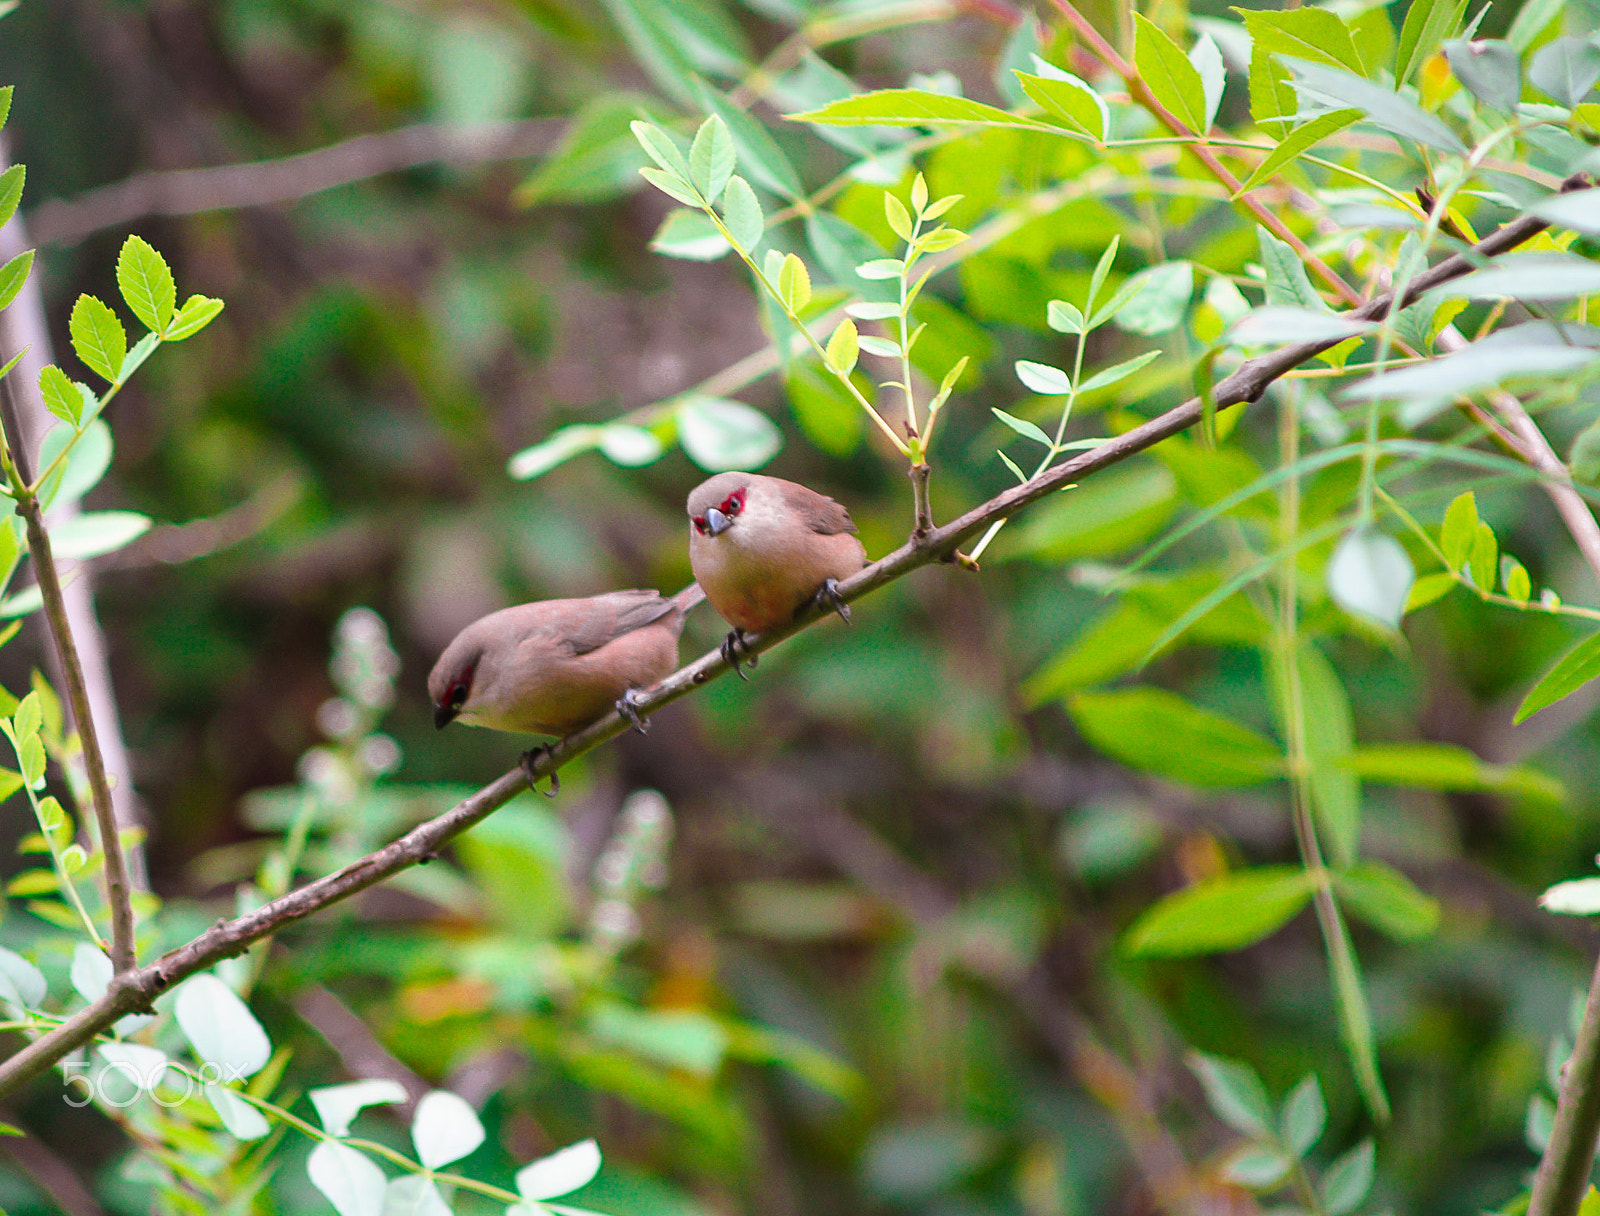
left=429, top=586, right=698, bottom=792
left=687, top=472, right=866, bottom=677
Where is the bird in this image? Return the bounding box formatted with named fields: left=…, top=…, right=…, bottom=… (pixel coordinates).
left=686, top=472, right=866, bottom=677
left=428, top=586, right=698, bottom=793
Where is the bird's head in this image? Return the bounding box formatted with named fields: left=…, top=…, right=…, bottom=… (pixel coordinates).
left=427, top=653, right=478, bottom=729
left=687, top=474, right=750, bottom=539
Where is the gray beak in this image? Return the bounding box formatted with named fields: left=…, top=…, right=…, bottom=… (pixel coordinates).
left=434, top=703, right=458, bottom=730
left=704, top=507, right=732, bottom=537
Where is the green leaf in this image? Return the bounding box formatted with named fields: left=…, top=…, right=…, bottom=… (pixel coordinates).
left=1280, top=1074, right=1326, bottom=1157
left=640, top=165, right=705, bottom=208
left=1294, top=640, right=1360, bottom=866
left=1014, top=71, right=1108, bottom=141
left=0, top=165, right=22, bottom=232
left=1069, top=688, right=1281, bottom=786
left=589, top=1003, right=728, bottom=1077
left=1189, top=1052, right=1275, bottom=1137
left=695, top=81, right=802, bottom=202
left=650, top=208, right=732, bottom=260
left=630, top=120, right=695, bottom=184
left=517, top=1140, right=603, bottom=1202
left=825, top=318, right=859, bottom=376
left=1225, top=1147, right=1292, bottom=1188
left=1505, top=557, right=1532, bottom=604
left=1014, top=360, right=1071, bottom=395
left=1516, top=631, right=1600, bottom=723
left=1445, top=38, right=1522, bottom=112
left=1047, top=299, right=1085, bottom=335
left=116, top=236, right=176, bottom=334
left=1112, top=261, right=1192, bottom=335
left=36, top=367, right=82, bottom=428
left=1124, top=866, right=1316, bottom=955
left=1507, top=0, right=1563, bottom=52
left=1529, top=37, right=1600, bottom=108
left=1279, top=56, right=1468, bottom=154
left=1322, top=1140, right=1375, bottom=1216
left=1455, top=252, right=1600, bottom=300
left=1237, top=109, right=1362, bottom=194
left=1087, top=236, right=1120, bottom=315
left=597, top=425, right=664, bottom=468
left=719, top=174, right=764, bottom=251
left=1440, top=490, right=1478, bottom=569
left=787, top=88, right=1049, bottom=129
left=1342, top=742, right=1564, bottom=803
left=1191, top=34, right=1226, bottom=130
left=45, top=511, right=152, bottom=561
left=514, top=94, right=655, bottom=207
left=600, top=0, right=749, bottom=107
left=1227, top=305, right=1371, bottom=346
left=1243, top=7, right=1366, bottom=75
left=0, top=87, right=11, bottom=133
left=307, top=1141, right=387, bottom=1216
left=777, top=253, right=811, bottom=313
left=1397, top=0, right=1468, bottom=84
left=1258, top=229, right=1326, bottom=311
left=688, top=114, right=737, bottom=204
left=69, top=295, right=126, bottom=384
left=1133, top=14, right=1208, bottom=132
left=1077, top=350, right=1162, bottom=395
left=1468, top=520, right=1498, bottom=591
left=165, top=294, right=224, bottom=341
left=1335, top=861, right=1440, bottom=940
left=0, top=249, right=31, bottom=313
left=991, top=408, right=1053, bottom=447
left=507, top=424, right=602, bottom=481
left=411, top=1090, right=486, bottom=1169
left=175, top=973, right=271, bottom=1077
left=676, top=396, right=781, bottom=471
left=787, top=362, right=864, bottom=457
left=884, top=192, right=913, bottom=243
left=1405, top=571, right=1456, bottom=613
left=1249, top=44, right=1298, bottom=136
left=1327, top=526, right=1413, bottom=629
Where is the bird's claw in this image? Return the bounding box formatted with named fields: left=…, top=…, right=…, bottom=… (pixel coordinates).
left=617, top=688, right=650, bottom=735
left=721, top=629, right=758, bottom=680
left=520, top=745, right=560, bottom=797
left=813, top=577, right=851, bottom=624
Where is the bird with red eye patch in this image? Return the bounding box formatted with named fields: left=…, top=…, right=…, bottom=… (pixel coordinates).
left=428, top=586, right=699, bottom=794
left=687, top=472, right=866, bottom=677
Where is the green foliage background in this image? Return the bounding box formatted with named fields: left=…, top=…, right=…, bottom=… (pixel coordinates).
left=2, top=0, right=1600, bottom=1211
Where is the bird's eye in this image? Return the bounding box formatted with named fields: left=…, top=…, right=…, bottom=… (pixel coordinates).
left=721, top=489, right=746, bottom=515
left=449, top=683, right=468, bottom=708
left=692, top=515, right=708, bottom=534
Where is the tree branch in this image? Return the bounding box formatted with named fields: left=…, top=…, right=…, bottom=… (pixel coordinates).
left=27, top=119, right=564, bottom=247
left=1531, top=945, right=1600, bottom=1216
left=0, top=191, right=1578, bottom=1102
left=0, top=378, right=137, bottom=974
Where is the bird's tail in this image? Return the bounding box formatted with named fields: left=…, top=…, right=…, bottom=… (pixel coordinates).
left=670, top=581, right=707, bottom=614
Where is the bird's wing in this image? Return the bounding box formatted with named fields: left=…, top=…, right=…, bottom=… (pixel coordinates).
left=556, top=590, right=678, bottom=656
left=779, top=480, right=858, bottom=535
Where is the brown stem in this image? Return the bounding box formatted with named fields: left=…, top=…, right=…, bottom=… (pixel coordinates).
left=909, top=462, right=934, bottom=541
left=0, top=378, right=136, bottom=975
left=1531, top=946, right=1600, bottom=1216
left=1046, top=0, right=1364, bottom=308
left=0, top=196, right=1576, bottom=1102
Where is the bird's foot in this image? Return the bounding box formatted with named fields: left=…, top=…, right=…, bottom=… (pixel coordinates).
left=520, top=745, right=560, bottom=797
left=812, top=577, right=851, bottom=624
left=720, top=629, right=758, bottom=680
left=617, top=688, right=650, bottom=735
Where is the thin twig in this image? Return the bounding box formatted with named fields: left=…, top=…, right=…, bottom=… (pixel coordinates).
left=0, top=198, right=1565, bottom=1101
left=1531, top=946, right=1600, bottom=1216
left=27, top=119, right=564, bottom=247
left=0, top=378, right=136, bottom=975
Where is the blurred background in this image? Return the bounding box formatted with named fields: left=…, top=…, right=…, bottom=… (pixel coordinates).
left=0, top=0, right=1597, bottom=1212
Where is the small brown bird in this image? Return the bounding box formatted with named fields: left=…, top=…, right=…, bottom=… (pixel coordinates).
left=429, top=587, right=695, bottom=791
left=687, top=472, right=866, bottom=675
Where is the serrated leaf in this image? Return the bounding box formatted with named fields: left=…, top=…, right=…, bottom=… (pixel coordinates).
left=1238, top=109, right=1362, bottom=194
left=165, top=295, right=224, bottom=341
left=825, top=318, right=859, bottom=375
left=1440, top=491, right=1479, bottom=569
left=37, top=366, right=82, bottom=425
left=778, top=253, right=811, bottom=313
left=720, top=175, right=763, bottom=251
left=688, top=114, right=736, bottom=203
left=1014, top=71, right=1108, bottom=141
left=630, top=120, right=694, bottom=182
left=116, top=236, right=176, bottom=333
left=1468, top=520, right=1498, bottom=591
left=1258, top=229, right=1326, bottom=311
left=1133, top=14, right=1208, bottom=132
left=0, top=249, right=32, bottom=313
left=69, top=295, right=126, bottom=384
left=992, top=408, right=1053, bottom=447
left=1245, top=7, right=1364, bottom=75
left=0, top=165, right=22, bottom=232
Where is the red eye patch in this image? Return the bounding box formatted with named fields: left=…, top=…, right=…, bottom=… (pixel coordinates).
left=692, top=515, right=709, bottom=534
left=720, top=489, right=746, bottom=515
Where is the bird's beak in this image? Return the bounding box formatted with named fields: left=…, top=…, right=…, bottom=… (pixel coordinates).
left=704, top=507, right=732, bottom=536
left=434, top=703, right=458, bottom=730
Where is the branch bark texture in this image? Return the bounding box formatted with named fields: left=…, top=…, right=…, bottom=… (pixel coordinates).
left=0, top=198, right=1566, bottom=1101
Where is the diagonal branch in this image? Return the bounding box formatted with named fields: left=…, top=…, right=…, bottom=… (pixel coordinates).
left=0, top=194, right=1577, bottom=1102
